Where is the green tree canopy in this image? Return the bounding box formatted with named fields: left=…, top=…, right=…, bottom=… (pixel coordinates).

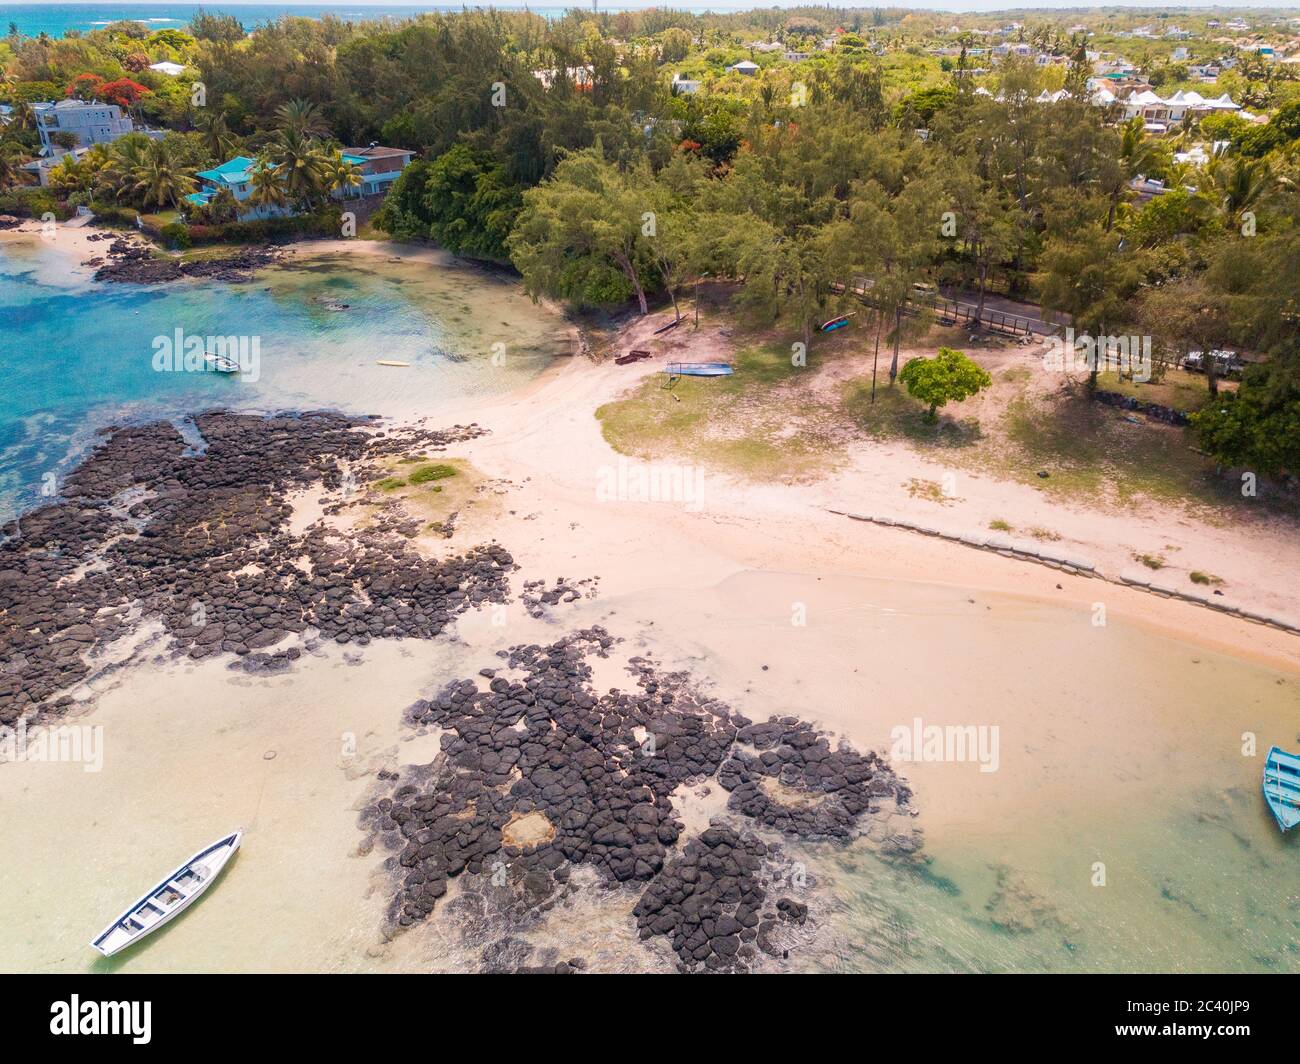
left=898, top=346, right=992, bottom=420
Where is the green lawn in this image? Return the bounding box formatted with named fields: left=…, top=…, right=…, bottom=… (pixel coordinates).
left=595, top=329, right=1293, bottom=520
left=1095, top=368, right=1226, bottom=415
left=596, top=343, right=841, bottom=481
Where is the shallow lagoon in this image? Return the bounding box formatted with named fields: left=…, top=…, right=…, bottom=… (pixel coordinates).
left=0, top=239, right=569, bottom=521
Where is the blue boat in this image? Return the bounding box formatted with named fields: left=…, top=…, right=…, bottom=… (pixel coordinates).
left=664, top=362, right=734, bottom=378
left=1262, top=746, right=1300, bottom=832
left=819, top=314, right=852, bottom=333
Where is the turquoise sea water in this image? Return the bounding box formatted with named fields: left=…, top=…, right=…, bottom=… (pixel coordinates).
left=0, top=237, right=569, bottom=521
left=0, top=1, right=1269, bottom=39
left=0, top=3, right=656, bottom=38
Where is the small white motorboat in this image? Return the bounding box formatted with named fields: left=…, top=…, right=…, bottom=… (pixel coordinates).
left=204, top=352, right=241, bottom=374
left=90, top=830, right=242, bottom=957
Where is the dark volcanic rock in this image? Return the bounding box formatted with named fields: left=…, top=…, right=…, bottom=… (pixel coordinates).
left=94, top=243, right=283, bottom=284
left=361, top=630, right=910, bottom=972
left=0, top=411, right=492, bottom=724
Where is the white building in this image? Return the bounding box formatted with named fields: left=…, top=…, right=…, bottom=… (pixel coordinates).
left=32, top=98, right=160, bottom=151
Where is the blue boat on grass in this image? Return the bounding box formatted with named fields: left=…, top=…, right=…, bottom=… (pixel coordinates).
left=664, top=362, right=734, bottom=378
left=1262, top=746, right=1300, bottom=832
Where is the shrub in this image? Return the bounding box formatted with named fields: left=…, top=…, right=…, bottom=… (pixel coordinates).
left=0, top=188, right=73, bottom=221
left=160, top=221, right=191, bottom=249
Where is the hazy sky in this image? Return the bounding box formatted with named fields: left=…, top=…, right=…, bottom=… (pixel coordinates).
left=16, top=0, right=1296, bottom=7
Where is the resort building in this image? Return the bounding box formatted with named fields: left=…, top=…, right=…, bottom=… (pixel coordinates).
left=727, top=60, right=759, bottom=76
left=32, top=98, right=161, bottom=152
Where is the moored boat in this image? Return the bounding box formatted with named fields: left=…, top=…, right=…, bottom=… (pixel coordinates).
left=90, top=830, right=242, bottom=957
left=204, top=352, right=241, bottom=374
left=1262, top=747, right=1300, bottom=832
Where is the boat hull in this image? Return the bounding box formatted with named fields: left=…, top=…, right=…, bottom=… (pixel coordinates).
left=1262, top=746, right=1300, bottom=833
left=91, top=831, right=242, bottom=957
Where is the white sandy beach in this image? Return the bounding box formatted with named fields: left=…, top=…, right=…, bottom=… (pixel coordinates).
left=0, top=232, right=1296, bottom=973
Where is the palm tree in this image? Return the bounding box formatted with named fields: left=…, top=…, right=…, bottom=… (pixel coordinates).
left=321, top=150, right=362, bottom=199
left=1103, top=117, right=1166, bottom=230
left=1200, top=156, right=1274, bottom=230
left=274, top=98, right=330, bottom=139
left=266, top=126, right=328, bottom=208
left=206, top=187, right=240, bottom=224
left=195, top=110, right=239, bottom=163
left=97, top=136, right=152, bottom=203
left=130, top=140, right=196, bottom=210
left=6, top=100, right=36, bottom=133
left=46, top=152, right=95, bottom=195
left=0, top=139, right=32, bottom=191
left=248, top=157, right=290, bottom=214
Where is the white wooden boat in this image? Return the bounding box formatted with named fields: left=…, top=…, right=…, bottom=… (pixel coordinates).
left=90, top=830, right=242, bottom=957
left=204, top=352, right=241, bottom=374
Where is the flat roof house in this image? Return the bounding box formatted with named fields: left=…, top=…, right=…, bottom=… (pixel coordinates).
left=33, top=98, right=162, bottom=151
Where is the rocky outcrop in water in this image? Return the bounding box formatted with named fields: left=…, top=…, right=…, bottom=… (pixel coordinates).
left=362, top=629, right=911, bottom=972
left=0, top=411, right=498, bottom=724
left=92, top=239, right=283, bottom=284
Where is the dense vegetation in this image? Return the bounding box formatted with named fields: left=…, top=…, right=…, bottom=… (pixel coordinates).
left=1, top=9, right=1298, bottom=475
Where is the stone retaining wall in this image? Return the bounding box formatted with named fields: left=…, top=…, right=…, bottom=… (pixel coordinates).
left=829, top=509, right=1300, bottom=637
left=1092, top=389, right=1191, bottom=426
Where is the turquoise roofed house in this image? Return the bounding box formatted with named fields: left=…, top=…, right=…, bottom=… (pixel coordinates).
left=185, top=156, right=292, bottom=221
left=185, top=147, right=414, bottom=220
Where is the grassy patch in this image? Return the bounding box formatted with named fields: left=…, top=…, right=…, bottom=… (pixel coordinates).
left=178, top=245, right=249, bottom=264
left=1135, top=552, right=1166, bottom=570
left=992, top=392, right=1238, bottom=514
left=906, top=478, right=953, bottom=504
left=596, top=342, right=836, bottom=481
left=1095, top=369, right=1224, bottom=415
left=989, top=518, right=1013, bottom=532
left=369, top=457, right=482, bottom=527
left=408, top=463, right=457, bottom=485
left=1027, top=527, right=1062, bottom=542
left=1189, top=570, right=1224, bottom=586
left=842, top=380, right=982, bottom=449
